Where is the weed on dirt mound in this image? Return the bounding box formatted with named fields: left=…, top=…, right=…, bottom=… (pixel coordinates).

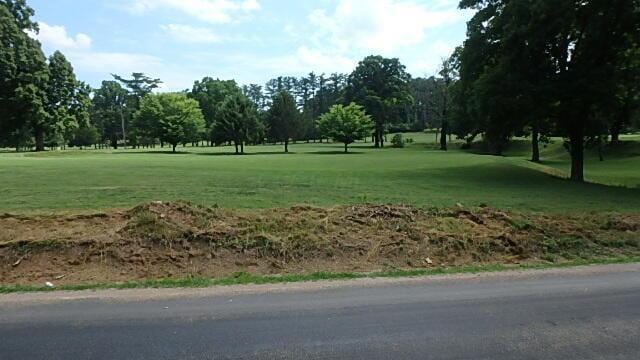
left=1, top=202, right=639, bottom=285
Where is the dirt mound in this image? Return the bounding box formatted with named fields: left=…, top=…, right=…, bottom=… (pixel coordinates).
left=1, top=202, right=639, bottom=285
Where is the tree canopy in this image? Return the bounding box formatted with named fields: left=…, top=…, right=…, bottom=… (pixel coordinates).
left=134, top=93, right=205, bottom=153
left=454, top=0, right=640, bottom=181
left=213, top=92, right=260, bottom=154
left=318, top=103, right=373, bottom=153
left=343, top=55, right=412, bottom=148
left=266, top=91, right=301, bottom=153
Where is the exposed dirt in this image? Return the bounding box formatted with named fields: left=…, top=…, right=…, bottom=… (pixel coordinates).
left=1, top=202, right=639, bottom=285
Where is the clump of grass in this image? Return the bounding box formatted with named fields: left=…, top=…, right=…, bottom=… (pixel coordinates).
left=124, top=207, right=184, bottom=247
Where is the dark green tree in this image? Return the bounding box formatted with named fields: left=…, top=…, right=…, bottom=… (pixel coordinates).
left=343, top=55, right=412, bottom=148
left=0, top=0, right=49, bottom=150
left=70, top=124, right=99, bottom=149
left=242, top=83, right=266, bottom=110
left=433, top=57, right=457, bottom=151
left=213, top=92, right=260, bottom=154
left=457, top=0, right=640, bottom=178
left=112, top=72, right=162, bottom=147
left=134, top=93, right=205, bottom=153
left=45, top=51, right=79, bottom=148
left=91, top=81, right=128, bottom=148
left=266, top=91, right=301, bottom=153
left=189, top=78, right=240, bottom=144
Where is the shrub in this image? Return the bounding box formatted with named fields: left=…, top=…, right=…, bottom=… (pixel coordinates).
left=391, top=134, right=405, bottom=148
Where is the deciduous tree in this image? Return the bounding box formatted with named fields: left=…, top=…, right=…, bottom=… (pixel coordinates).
left=343, top=56, right=412, bottom=148
left=318, top=103, right=373, bottom=153
left=91, top=81, right=128, bottom=148
left=134, top=93, right=205, bottom=153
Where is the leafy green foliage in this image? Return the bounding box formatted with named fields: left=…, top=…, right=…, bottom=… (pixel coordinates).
left=69, top=125, right=99, bottom=149
left=45, top=51, right=79, bottom=147
left=0, top=1, right=49, bottom=150
left=266, top=91, right=301, bottom=152
left=391, top=134, right=405, bottom=148
left=343, top=55, right=412, bottom=148
left=317, top=103, right=373, bottom=153
left=111, top=72, right=162, bottom=147
left=213, top=92, right=260, bottom=154
left=189, top=77, right=240, bottom=142
left=134, top=93, right=205, bottom=152
left=456, top=0, right=640, bottom=180
left=91, top=81, right=128, bottom=148
left=0, top=1, right=93, bottom=151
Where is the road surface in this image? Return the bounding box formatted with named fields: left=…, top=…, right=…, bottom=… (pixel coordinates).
left=1, top=264, right=639, bottom=359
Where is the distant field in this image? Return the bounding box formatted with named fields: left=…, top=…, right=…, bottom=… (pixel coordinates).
left=0, top=133, right=638, bottom=213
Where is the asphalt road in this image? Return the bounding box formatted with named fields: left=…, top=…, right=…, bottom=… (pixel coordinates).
left=1, top=264, right=639, bottom=359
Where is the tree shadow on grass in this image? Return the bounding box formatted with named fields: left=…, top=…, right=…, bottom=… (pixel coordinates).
left=195, top=151, right=291, bottom=156
left=110, top=151, right=192, bottom=155
left=305, top=151, right=365, bottom=155
left=389, top=162, right=640, bottom=206
left=109, top=150, right=314, bottom=156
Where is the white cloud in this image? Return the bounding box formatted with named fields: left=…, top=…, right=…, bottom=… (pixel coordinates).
left=309, top=0, right=462, bottom=54
left=161, top=24, right=221, bottom=43
left=67, top=52, right=163, bottom=74
left=125, top=0, right=261, bottom=24
left=221, top=46, right=355, bottom=79
left=291, top=46, right=355, bottom=74
left=69, top=51, right=197, bottom=91
left=31, top=22, right=92, bottom=50
left=405, top=40, right=456, bottom=77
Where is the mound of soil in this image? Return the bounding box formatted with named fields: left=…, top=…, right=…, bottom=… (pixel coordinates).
left=1, top=202, right=639, bottom=285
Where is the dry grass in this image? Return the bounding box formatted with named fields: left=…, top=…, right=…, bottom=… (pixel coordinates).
left=1, top=201, right=639, bottom=285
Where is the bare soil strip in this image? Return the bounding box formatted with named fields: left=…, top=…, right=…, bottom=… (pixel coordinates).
left=1, top=202, right=639, bottom=286
left=1, top=263, right=638, bottom=306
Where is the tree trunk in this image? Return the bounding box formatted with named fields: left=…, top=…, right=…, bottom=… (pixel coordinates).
left=35, top=128, right=45, bottom=152
left=610, top=120, right=622, bottom=145
left=569, top=127, right=585, bottom=182
left=120, top=111, right=126, bottom=150
left=234, top=142, right=239, bottom=155
left=376, top=126, right=385, bottom=148
left=531, top=122, right=540, bottom=163
left=610, top=102, right=630, bottom=145
left=284, top=139, right=289, bottom=153
left=344, top=143, right=348, bottom=153
left=172, top=144, right=176, bottom=153
left=440, top=121, right=447, bottom=151
left=598, top=135, right=604, bottom=162
left=240, top=142, right=244, bottom=154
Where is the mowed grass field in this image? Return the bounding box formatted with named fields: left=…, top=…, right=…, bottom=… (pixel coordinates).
left=0, top=133, right=639, bottom=214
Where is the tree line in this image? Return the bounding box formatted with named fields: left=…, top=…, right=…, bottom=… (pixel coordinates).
left=0, top=0, right=92, bottom=151
left=2, top=0, right=639, bottom=181
left=449, top=0, right=640, bottom=181
left=2, top=1, right=455, bottom=154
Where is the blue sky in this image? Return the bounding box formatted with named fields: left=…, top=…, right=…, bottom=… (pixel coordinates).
left=29, top=0, right=473, bottom=91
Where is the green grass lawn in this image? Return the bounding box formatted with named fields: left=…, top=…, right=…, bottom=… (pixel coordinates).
left=0, top=134, right=638, bottom=214
left=503, top=134, right=640, bottom=188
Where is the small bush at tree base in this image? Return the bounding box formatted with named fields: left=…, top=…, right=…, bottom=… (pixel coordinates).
left=391, top=134, right=405, bottom=148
